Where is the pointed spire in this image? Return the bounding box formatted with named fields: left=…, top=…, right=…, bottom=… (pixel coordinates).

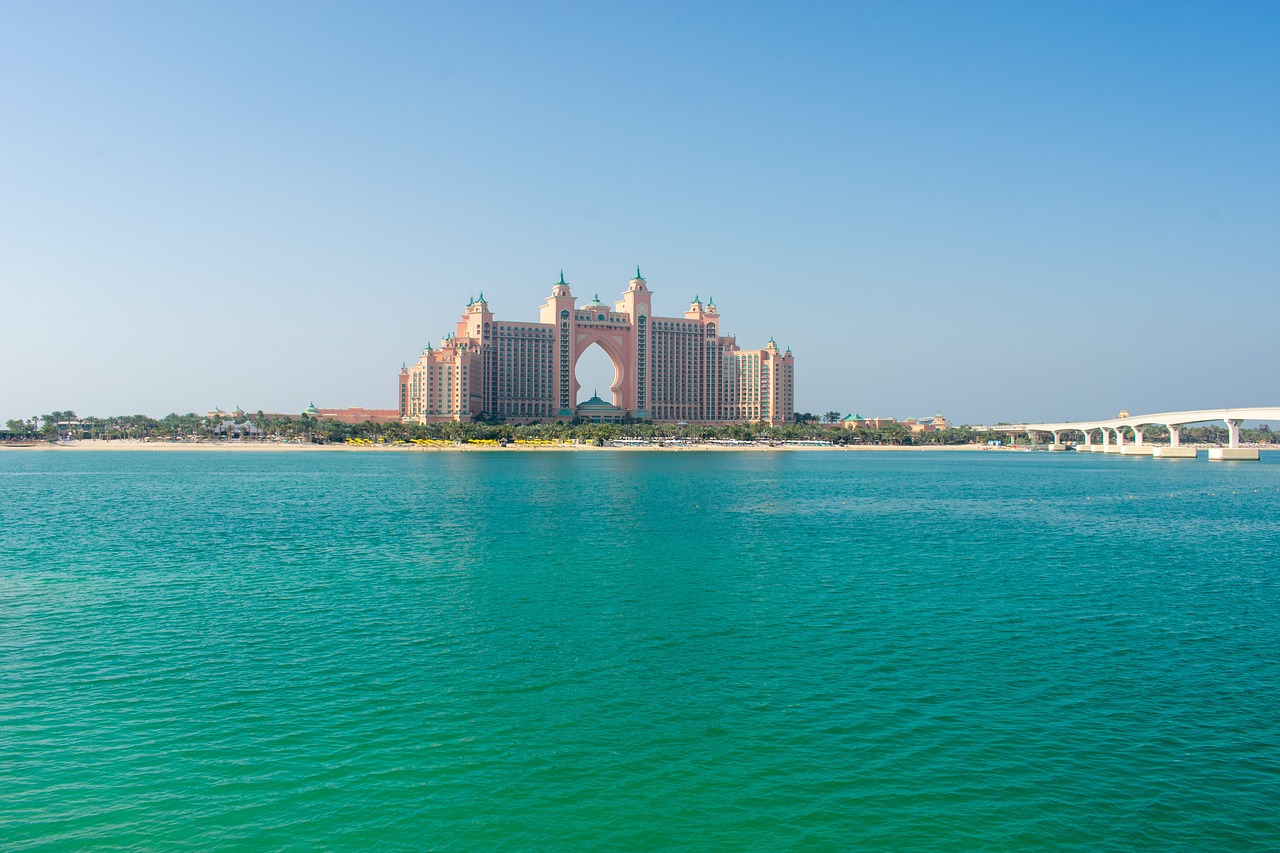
left=467, top=296, right=474, bottom=306
left=593, top=293, right=600, bottom=303
left=693, top=293, right=701, bottom=304
left=558, top=270, right=566, bottom=285
left=708, top=295, right=715, bottom=306
left=478, top=291, right=485, bottom=302
left=635, top=265, right=643, bottom=279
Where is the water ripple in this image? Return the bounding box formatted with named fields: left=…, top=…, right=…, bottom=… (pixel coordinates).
left=1, top=451, right=1278, bottom=850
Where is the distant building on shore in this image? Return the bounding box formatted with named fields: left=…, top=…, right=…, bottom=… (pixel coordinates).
left=904, top=414, right=951, bottom=432
left=302, top=404, right=400, bottom=425
left=840, top=415, right=898, bottom=430
left=207, top=405, right=400, bottom=425
left=840, top=413, right=951, bottom=431
left=398, top=269, right=795, bottom=425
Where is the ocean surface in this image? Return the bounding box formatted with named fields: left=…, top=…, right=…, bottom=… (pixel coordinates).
left=1, top=449, right=1277, bottom=851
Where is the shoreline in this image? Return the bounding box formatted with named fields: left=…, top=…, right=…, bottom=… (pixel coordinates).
left=6, top=440, right=1274, bottom=454
left=5, top=439, right=998, bottom=453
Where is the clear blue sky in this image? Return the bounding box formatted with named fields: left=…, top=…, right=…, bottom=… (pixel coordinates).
left=2, top=1, right=1277, bottom=425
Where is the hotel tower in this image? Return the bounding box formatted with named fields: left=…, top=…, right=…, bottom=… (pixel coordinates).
left=398, top=270, right=795, bottom=425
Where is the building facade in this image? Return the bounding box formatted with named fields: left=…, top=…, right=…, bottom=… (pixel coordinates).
left=840, top=413, right=951, bottom=432
left=399, top=270, right=795, bottom=425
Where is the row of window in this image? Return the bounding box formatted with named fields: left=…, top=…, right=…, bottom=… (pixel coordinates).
left=495, top=326, right=552, bottom=337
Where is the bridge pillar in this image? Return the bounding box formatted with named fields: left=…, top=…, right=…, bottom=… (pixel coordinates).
left=1121, top=439, right=1154, bottom=455
left=1210, top=419, right=1259, bottom=460
left=1120, top=426, right=1155, bottom=455
left=1153, top=423, right=1195, bottom=457
left=1103, top=428, right=1122, bottom=453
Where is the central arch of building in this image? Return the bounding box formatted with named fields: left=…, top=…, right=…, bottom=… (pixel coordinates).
left=543, top=281, right=648, bottom=419
left=573, top=330, right=629, bottom=408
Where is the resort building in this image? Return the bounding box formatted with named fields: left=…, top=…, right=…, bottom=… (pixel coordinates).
left=207, top=405, right=401, bottom=425
left=301, top=404, right=401, bottom=425
left=840, top=413, right=952, bottom=432
left=399, top=270, right=795, bottom=425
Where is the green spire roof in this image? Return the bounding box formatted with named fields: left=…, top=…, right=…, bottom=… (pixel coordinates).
left=635, top=265, right=643, bottom=279
left=693, top=293, right=701, bottom=304
left=558, top=270, right=566, bottom=285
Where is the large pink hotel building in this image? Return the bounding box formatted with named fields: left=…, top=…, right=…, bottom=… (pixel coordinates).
left=398, top=270, right=795, bottom=425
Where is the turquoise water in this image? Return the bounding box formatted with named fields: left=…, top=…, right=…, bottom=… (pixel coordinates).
left=2, top=450, right=1278, bottom=850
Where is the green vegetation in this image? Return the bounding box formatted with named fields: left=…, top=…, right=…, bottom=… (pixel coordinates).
left=3, top=410, right=981, bottom=445
left=7, top=411, right=1275, bottom=447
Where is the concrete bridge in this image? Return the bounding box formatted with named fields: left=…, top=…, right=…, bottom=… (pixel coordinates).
left=992, top=407, right=1279, bottom=460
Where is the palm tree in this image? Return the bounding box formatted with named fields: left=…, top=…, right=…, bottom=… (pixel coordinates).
left=881, top=423, right=910, bottom=445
